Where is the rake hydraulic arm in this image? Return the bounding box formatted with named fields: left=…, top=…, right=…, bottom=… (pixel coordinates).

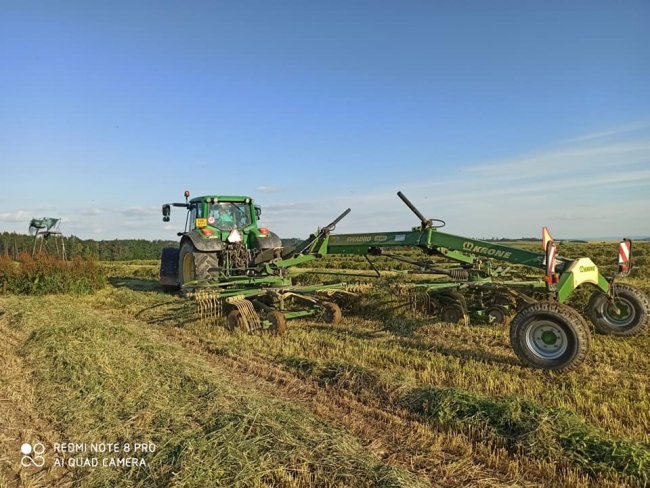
left=322, top=192, right=611, bottom=303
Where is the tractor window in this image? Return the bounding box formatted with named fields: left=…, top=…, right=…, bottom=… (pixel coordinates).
left=208, top=203, right=252, bottom=230
left=188, top=206, right=196, bottom=231
left=188, top=204, right=205, bottom=230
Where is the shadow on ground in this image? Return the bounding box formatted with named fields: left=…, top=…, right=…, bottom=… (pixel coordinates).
left=109, top=277, right=168, bottom=293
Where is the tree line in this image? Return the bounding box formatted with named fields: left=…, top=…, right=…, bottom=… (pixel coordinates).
left=0, top=232, right=178, bottom=261
left=0, top=233, right=304, bottom=261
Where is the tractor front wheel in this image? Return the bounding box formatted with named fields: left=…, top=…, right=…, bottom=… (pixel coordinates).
left=510, top=302, right=590, bottom=372
left=586, top=284, right=649, bottom=336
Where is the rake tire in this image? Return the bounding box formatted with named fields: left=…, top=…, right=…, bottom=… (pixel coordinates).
left=321, top=301, right=342, bottom=325
left=587, top=284, right=649, bottom=336
left=510, top=302, right=590, bottom=372
left=486, top=305, right=508, bottom=326
left=440, top=304, right=465, bottom=325
left=267, top=311, right=287, bottom=335
left=227, top=309, right=248, bottom=332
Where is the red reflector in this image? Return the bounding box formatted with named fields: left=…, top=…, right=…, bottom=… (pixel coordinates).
left=201, top=228, right=214, bottom=236
left=259, top=228, right=269, bottom=235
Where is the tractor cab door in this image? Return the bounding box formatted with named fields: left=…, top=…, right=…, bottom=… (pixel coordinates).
left=186, top=203, right=205, bottom=233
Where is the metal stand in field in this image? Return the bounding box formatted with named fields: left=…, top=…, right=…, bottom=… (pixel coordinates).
left=29, top=217, right=67, bottom=260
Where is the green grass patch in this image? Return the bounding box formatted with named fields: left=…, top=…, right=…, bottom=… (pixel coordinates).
left=402, top=386, right=650, bottom=482
left=276, top=352, right=650, bottom=484
left=0, top=253, right=105, bottom=295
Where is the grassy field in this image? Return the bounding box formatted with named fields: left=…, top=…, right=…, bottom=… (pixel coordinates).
left=1, top=242, right=649, bottom=487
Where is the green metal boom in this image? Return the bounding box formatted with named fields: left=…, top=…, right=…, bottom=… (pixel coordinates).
left=272, top=193, right=611, bottom=304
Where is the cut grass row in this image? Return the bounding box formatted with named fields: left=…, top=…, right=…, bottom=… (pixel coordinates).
left=1, top=294, right=430, bottom=487
left=159, top=320, right=649, bottom=487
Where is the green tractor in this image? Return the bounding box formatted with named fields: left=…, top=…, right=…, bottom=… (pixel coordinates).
left=160, top=191, right=283, bottom=289
left=159, top=191, right=353, bottom=334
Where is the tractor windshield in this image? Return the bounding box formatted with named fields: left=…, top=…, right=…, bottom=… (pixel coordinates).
left=208, top=202, right=252, bottom=230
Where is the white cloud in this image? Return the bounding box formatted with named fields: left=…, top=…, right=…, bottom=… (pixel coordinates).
left=256, top=185, right=284, bottom=193
left=121, top=206, right=160, bottom=217
left=0, top=210, right=34, bottom=222
left=557, top=121, right=650, bottom=145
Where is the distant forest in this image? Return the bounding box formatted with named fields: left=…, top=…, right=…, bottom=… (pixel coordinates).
left=0, top=232, right=304, bottom=261
left=0, top=232, right=178, bottom=261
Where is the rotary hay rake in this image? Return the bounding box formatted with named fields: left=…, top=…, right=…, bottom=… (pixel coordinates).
left=160, top=191, right=649, bottom=372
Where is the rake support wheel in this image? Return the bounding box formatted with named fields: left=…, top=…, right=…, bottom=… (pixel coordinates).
left=227, top=309, right=248, bottom=332
left=510, top=302, right=590, bottom=372
left=440, top=304, right=467, bottom=325
left=486, top=305, right=508, bottom=326
left=266, top=311, right=287, bottom=335
left=586, top=284, right=649, bottom=336
left=321, top=301, right=342, bottom=325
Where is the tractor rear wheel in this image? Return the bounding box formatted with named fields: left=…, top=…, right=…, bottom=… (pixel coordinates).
left=321, top=301, right=342, bottom=325
left=266, top=311, right=287, bottom=335
left=178, top=242, right=219, bottom=286
left=586, top=284, right=649, bottom=336
left=510, top=302, right=590, bottom=372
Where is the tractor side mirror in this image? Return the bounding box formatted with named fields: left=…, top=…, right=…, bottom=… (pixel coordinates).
left=162, top=204, right=171, bottom=222
left=255, top=205, right=262, bottom=219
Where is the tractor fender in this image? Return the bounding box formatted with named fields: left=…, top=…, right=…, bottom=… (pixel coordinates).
left=181, top=231, right=225, bottom=252
left=254, top=231, right=282, bottom=250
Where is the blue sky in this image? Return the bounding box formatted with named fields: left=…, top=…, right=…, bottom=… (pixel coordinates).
left=1, top=1, right=649, bottom=240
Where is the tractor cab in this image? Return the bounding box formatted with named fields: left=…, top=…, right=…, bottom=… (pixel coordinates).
left=185, top=196, right=259, bottom=242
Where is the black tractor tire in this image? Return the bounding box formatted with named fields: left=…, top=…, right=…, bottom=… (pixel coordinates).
left=160, top=247, right=181, bottom=291
left=586, top=284, right=649, bottom=336
left=321, top=301, right=342, bottom=325
left=227, top=309, right=248, bottom=332
left=266, top=311, right=287, bottom=335
left=510, top=302, right=591, bottom=372
left=178, top=241, right=219, bottom=286
left=440, top=304, right=466, bottom=325
left=486, top=305, right=509, bottom=326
